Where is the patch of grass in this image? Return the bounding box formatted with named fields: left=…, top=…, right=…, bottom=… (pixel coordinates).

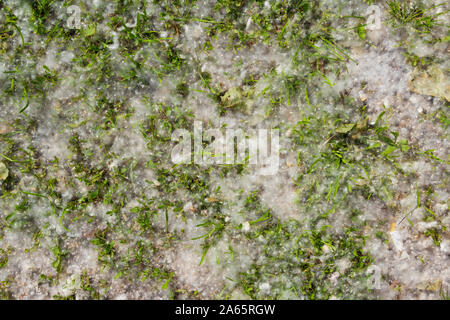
left=90, top=228, right=115, bottom=270
left=0, top=248, right=10, bottom=269
left=30, top=0, right=57, bottom=35
left=51, top=242, right=68, bottom=273
left=238, top=220, right=373, bottom=299
left=387, top=1, right=448, bottom=33
left=424, top=227, right=442, bottom=246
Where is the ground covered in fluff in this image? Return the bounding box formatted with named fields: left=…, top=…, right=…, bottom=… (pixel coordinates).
left=0, top=0, right=448, bottom=299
